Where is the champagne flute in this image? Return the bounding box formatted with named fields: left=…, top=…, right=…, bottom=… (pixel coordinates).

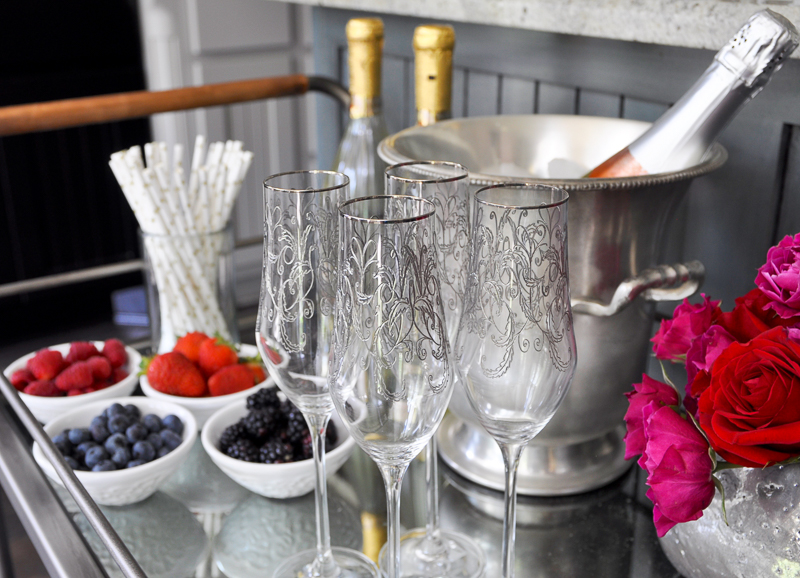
left=381, top=161, right=485, bottom=577
left=454, top=184, right=577, bottom=578
left=329, top=195, right=455, bottom=578
left=257, top=170, right=379, bottom=578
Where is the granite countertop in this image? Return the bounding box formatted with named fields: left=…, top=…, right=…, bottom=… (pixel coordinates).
left=285, top=0, right=800, bottom=56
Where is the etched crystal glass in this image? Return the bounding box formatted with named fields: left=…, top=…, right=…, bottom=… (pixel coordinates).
left=329, top=195, right=455, bottom=578
left=257, top=170, right=379, bottom=578
left=381, top=162, right=485, bottom=577
left=454, top=184, right=577, bottom=578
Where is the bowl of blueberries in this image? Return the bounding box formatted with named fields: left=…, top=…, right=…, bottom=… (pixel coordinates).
left=33, top=397, right=197, bottom=506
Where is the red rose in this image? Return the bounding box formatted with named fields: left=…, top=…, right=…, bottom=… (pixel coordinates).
left=698, top=326, right=800, bottom=467
left=717, top=288, right=796, bottom=343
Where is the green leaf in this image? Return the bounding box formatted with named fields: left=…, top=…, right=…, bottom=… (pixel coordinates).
left=659, top=361, right=679, bottom=393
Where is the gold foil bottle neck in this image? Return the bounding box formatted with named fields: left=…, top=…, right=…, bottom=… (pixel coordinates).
left=347, top=18, right=384, bottom=118
left=413, top=25, right=455, bottom=126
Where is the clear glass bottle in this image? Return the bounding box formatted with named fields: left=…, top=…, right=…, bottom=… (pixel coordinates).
left=587, top=9, right=798, bottom=178
left=413, top=24, right=455, bottom=126
left=332, top=18, right=388, bottom=198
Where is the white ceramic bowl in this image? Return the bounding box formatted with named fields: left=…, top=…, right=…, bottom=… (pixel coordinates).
left=201, top=399, right=355, bottom=499
left=33, top=396, right=197, bottom=506
left=4, top=342, right=142, bottom=424
left=140, top=343, right=270, bottom=429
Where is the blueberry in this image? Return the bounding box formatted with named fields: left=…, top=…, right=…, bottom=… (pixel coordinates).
left=75, top=441, right=98, bottom=463
left=85, top=446, right=109, bottom=469
left=124, top=404, right=141, bottom=419
left=90, top=415, right=107, bottom=429
left=162, top=415, right=183, bottom=435
left=132, top=441, right=156, bottom=462
left=107, top=414, right=130, bottom=434
left=111, top=447, right=131, bottom=467
left=126, top=423, right=148, bottom=444
left=90, top=423, right=110, bottom=443
left=64, top=456, right=80, bottom=469
left=92, top=460, right=116, bottom=472
left=107, top=403, right=126, bottom=418
left=160, top=429, right=182, bottom=451
left=68, top=428, right=91, bottom=445
left=103, top=433, right=127, bottom=453
left=52, top=433, right=72, bottom=456
left=146, top=432, right=163, bottom=450
left=157, top=446, right=172, bottom=458
left=142, top=414, right=162, bottom=433
left=126, top=459, right=146, bottom=468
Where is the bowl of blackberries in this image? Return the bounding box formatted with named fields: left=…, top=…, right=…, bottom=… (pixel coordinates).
left=201, top=387, right=355, bottom=499
left=33, top=397, right=197, bottom=506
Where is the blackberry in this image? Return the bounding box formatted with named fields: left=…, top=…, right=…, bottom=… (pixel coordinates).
left=259, top=440, right=294, bottom=464
left=301, top=433, right=313, bottom=460
left=219, top=421, right=247, bottom=452
left=226, top=439, right=259, bottom=462
left=282, top=402, right=309, bottom=447
left=243, top=406, right=282, bottom=441
left=246, top=387, right=280, bottom=411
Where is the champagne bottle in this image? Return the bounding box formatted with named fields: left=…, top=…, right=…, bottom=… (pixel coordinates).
left=413, top=25, right=455, bottom=126
left=586, top=9, right=798, bottom=178
left=333, top=18, right=389, bottom=198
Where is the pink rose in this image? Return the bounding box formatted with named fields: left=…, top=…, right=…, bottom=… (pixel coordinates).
left=651, top=294, right=721, bottom=361
left=683, top=325, right=736, bottom=417
left=641, top=404, right=715, bottom=537
left=623, top=375, right=679, bottom=460
left=756, top=233, right=800, bottom=320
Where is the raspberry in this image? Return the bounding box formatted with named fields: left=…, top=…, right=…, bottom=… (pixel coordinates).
left=111, top=368, right=129, bottom=384
left=66, top=342, right=99, bottom=364
left=102, top=339, right=127, bottom=369
left=10, top=368, right=35, bottom=391
left=27, top=349, right=65, bottom=381
left=86, top=356, right=112, bottom=380
left=55, top=361, right=93, bottom=392
left=23, top=380, right=62, bottom=397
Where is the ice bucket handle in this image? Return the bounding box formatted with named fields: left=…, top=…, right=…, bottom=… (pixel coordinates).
left=571, top=261, right=705, bottom=317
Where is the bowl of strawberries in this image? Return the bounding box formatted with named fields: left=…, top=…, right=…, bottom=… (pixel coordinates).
left=139, top=332, right=271, bottom=428
left=3, top=340, right=141, bottom=424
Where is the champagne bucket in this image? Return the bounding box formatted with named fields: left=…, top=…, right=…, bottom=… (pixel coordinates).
left=378, top=114, right=726, bottom=495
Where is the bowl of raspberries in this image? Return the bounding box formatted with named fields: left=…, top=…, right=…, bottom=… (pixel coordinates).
left=4, top=340, right=141, bottom=424
left=32, top=397, right=197, bottom=506
left=201, top=387, right=355, bottom=499
left=139, top=332, right=270, bottom=428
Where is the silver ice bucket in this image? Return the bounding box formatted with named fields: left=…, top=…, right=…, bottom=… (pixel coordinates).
left=379, top=114, right=726, bottom=495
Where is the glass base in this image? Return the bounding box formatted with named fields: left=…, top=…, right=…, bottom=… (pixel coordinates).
left=378, top=528, right=486, bottom=578
left=272, top=547, right=379, bottom=578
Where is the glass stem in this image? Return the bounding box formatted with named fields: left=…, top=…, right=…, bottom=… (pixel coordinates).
left=379, top=463, right=410, bottom=578
left=423, top=437, right=443, bottom=550
left=499, top=442, right=524, bottom=578
left=306, top=412, right=338, bottom=577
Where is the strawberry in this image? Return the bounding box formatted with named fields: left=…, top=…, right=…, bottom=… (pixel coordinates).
left=27, top=349, right=66, bottom=381
left=24, top=380, right=62, bottom=397
left=198, top=337, right=238, bottom=377
left=102, top=339, right=127, bottom=368
left=111, top=368, right=129, bottom=384
left=10, top=368, right=35, bottom=391
left=208, top=364, right=255, bottom=396
left=86, top=356, right=112, bottom=380
left=146, top=352, right=207, bottom=397
left=174, top=332, right=211, bottom=364
left=245, top=362, right=267, bottom=384
left=66, top=341, right=99, bottom=364
left=54, top=361, right=93, bottom=392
